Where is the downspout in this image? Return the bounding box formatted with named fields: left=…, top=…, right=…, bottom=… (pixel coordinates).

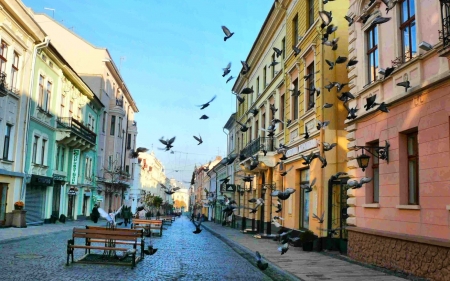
left=214, top=169, right=218, bottom=223
left=21, top=37, right=50, bottom=200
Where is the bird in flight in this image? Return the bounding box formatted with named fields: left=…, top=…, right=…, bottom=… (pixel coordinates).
left=222, top=26, right=234, bottom=41
left=130, top=147, right=149, bottom=158
left=197, top=95, right=216, bottom=110
left=193, top=135, right=203, bottom=145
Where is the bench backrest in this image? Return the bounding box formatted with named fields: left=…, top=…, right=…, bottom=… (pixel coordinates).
left=86, top=225, right=144, bottom=238
left=132, top=219, right=162, bottom=225
left=72, top=227, right=140, bottom=241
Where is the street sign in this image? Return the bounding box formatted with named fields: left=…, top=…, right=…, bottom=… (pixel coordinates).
left=225, top=184, right=236, bottom=191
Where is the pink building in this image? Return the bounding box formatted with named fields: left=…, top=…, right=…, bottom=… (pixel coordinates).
left=345, top=1, right=450, bottom=280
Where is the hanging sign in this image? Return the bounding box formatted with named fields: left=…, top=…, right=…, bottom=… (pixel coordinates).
left=225, top=184, right=236, bottom=191
left=70, top=149, right=81, bottom=185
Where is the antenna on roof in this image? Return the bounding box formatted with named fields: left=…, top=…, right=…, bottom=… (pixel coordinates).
left=44, top=7, right=55, bottom=18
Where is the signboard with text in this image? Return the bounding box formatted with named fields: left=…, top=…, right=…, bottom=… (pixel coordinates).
left=70, top=149, right=81, bottom=185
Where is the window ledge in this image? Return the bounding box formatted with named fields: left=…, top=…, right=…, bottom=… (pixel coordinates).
left=287, top=119, right=299, bottom=130
left=1, top=159, right=13, bottom=164
left=362, top=203, right=380, bottom=208
left=396, top=205, right=420, bottom=210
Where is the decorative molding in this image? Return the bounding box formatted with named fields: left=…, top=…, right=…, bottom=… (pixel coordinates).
left=396, top=205, right=420, bottom=210
left=362, top=203, right=380, bottom=208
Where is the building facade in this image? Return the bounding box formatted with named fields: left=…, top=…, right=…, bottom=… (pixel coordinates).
left=345, top=0, right=450, bottom=279
left=0, top=0, right=46, bottom=225
left=25, top=44, right=103, bottom=224
left=173, top=188, right=189, bottom=213
left=32, top=13, right=139, bottom=213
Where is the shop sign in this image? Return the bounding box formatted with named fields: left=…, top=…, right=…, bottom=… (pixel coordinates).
left=285, top=139, right=318, bottom=157
left=30, top=175, right=53, bottom=186
left=96, top=195, right=103, bottom=202
left=68, top=188, right=77, bottom=196
left=70, top=149, right=81, bottom=185
left=53, top=174, right=66, bottom=182
left=225, top=184, right=236, bottom=191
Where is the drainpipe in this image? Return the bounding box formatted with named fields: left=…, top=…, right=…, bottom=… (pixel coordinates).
left=213, top=169, right=218, bottom=224
left=21, top=37, right=50, bottom=200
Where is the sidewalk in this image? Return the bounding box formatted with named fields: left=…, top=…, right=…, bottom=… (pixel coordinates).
left=201, top=221, right=425, bottom=281
left=0, top=219, right=99, bottom=243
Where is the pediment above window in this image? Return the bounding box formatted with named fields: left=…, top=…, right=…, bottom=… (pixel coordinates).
left=357, top=0, right=382, bottom=23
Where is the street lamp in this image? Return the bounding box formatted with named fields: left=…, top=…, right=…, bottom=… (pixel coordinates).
left=354, top=140, right=390, bottom=171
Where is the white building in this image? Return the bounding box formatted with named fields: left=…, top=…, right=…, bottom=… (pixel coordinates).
left=173, top=188, right=189, bottom=212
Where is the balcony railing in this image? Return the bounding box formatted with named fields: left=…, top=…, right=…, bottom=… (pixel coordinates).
left=240, top=137, right=275, bottom=158
left=57, top=117, right=97, bottom=145
left=439, top=1, right=450, bottom=49
left=0, top=72, right=19, bottom=97
left=115, top=97, right=124, bottom=108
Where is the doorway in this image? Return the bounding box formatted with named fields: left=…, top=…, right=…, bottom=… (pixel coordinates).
left=259, top=172, right=265, bottom=233
left=0, top=184, right=7, bottom=225
left=327, top=177, right=349, bottom=254
left=52, top=184, right=61, bottom=218
left=67, top=194, right=75, bottom=220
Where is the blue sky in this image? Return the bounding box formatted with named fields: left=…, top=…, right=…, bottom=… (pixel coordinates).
left=24, top=0, right=273, bottom=184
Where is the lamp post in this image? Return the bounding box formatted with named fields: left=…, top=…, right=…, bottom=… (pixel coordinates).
left=354, top=140, right=390, bottom=171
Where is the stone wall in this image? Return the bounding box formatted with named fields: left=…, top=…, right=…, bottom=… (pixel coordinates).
left=348, top=230, right=450, bottom=281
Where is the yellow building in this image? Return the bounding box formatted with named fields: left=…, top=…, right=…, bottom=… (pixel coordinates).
left=232, top=0, right=350, bottom=249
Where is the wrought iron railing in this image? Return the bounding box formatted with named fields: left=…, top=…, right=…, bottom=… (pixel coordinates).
left=0, top=72, right=19, bottom=96
left=240, top=137, right=275, bottom=158
left=440, top=1, right=450, bottom=49
left=57, top=117, right=97, bottom=145
left=115, top=97, right=124, bottom=107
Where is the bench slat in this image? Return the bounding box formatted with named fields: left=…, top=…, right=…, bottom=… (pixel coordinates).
left=73, top=233, right=139, bottom=241
left=69, top=245, right=128, bottom=251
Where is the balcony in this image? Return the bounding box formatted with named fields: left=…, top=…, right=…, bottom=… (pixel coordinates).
left=439, top=1, right=450, bottom=57
left=56, top=117, right=97, bottom=151
left=239, top=137, right=278, bottom=172
left=0, top=72, right=19, bottom=97
left=240, top=137, right=275, bottom=158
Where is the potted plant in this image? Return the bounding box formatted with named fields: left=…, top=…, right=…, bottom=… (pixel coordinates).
left=14, top=201, right=24, bottom=210
left=300, top=229, right=317, bottom=251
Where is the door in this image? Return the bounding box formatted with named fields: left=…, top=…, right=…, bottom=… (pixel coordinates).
left=259, top=172, right=265, bottom=233
left=67, top=194, right=75, bottom=220
left=25, top=185, right=45, bottom=224
left=327, top=178, right=349, bottom=253
left=52, top=184, right=61, bottom=218
left=0, top=184, right=7, bottom=224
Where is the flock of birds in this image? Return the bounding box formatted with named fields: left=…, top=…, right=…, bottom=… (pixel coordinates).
left=126, top=0, right=407, bottom=272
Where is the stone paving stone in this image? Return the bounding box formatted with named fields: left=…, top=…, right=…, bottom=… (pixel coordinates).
left=0, top=216, right=273, bottom=281
left=201, top=220, right=420, bottom=281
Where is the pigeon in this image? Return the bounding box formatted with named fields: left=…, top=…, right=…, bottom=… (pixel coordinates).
left=272, top=219, right=281, bottom=228
left=222, top=26, right=234, bottom=41
left=98, top=205, right=123, bottom=227
left=319, top=227, right=345, bottom=237
left=226, top=153, right=238, bottom=165
left=270, top=104, right=278, bottom=116
left=304, top=70, right=319, bottom=81
left=159, top=136, right=176, bottom=151
left=319, top=10, right=333, bottom=27
left=338, top=92, right=355, bottom=103
left=377, top=102, right=390, bottom=113
left=274, top=199, right=282, bottom=213
left=323, top=0, right=335, bottom=4
left=226, top=76, right=235, bottom=83
left=334, top=82, right=348, bottom=93
left=197, top=96, right=216, bottom=109
left=364, top=95, right=380, bottom=111
left=383, top=66, right=395, bottom=79
left=299, top=125, right=310, bottom=139
left=330, top=171, right=348, bottom=181
left=269, top=60, right=279, bottom=68
left=336, top=56, right=348, bottom=64
left=143, top=245, right=158, bottom=255
left=241, top=87, right=254, bottom=95
left=236, top=94, right=245, bottom=104
left=360, top=12, right=376, bottom=24
left=323, top=103, right=333, bottom=108
left=250, top=108, right=259, bottom=117
left=324, top=37, right=339, bottom=50
left=161, top=184, right=180, bottom=195
left=222, top=62, right=231, bottom=77
left=293, top=45, right=301, bottom=56
left=279, top=166, right=293, bottom=176
left=130, top=147, right=149, bottom=158
left=301, top=178, right=316, bottom=193
left=193, top=135, right=203, bottom=145
left=273, top=216, right=284, bottom=221
left=317, top=120, right=330, bottom=130
left=345, top=104, right=359, bottom=120
left=255, top=251, right=269, bottom=270
left=397, top=80, right=411, bottom=91
left=273, top=47, right=283, bottom=57
left=286, top=119, right=292, bottom=126
left=193, top=219, right=202, bottom=234
left=301, top=151, right=318, bottom=165
left=381, top=0, right=398, bottom=14
left=313, top=212, right=325, bottom=223
left=200, top=115, right=209, bottom=120
left=278, top=243, right=289, bottom=255
left=289, top=88, right=301, bottom=97
left=344, top=15, right=354, bottom=26
left=324, top=81, right=336, bottom=92
left=318, top=153, right=327, bottom=168
left=325, top=59, right=335, bottom=70
left=271, top=188, right=296, bottom=200
left=347, top=59, right=358, bottom=68
left=236, top=120, right=249, bottom=132
left=370, top=16, right=391, bottom=27
left=347, top=177, right=372, bottom=189
left=241, top=61, right=251, bottom=75
left=322, top=142, right=337, bottom=151
left=325, top=24, right=338, bottom=36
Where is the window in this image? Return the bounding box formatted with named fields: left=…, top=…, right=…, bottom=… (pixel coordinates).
left=118, top=117, right=122, bottom=136
left=0, top=41, right=7, bottom=73
left=263, top=66, right=267, bottom=88
left=46, top=81, right=52, bottom=112
left=248, top=126, right=252, bottom=142
left=256, top=77, right=260, bottom=95
left=41, top=139, right=47, bottom=165
left=125, top=165, right=130, bottom=174
left=56, top=145, right=60, bottom=170
left=69, top=101, right=73, bottom=118
left=110, top=116, right=116, bottom=135
left=400, top=0, right=416, bottom=62
left=61, top=146, right=65, bottom=171
left=271, top=54, right=276, bottom=78
left=77, top=107, right=81, bottom=121
left=127, top=133, right=132, bottom=149
left=91, top=118, right=95, bottom=132
left=280, top=94, right=285, bottom=129
left=10, top=52, right=19, bottom=90
left=255, top=120, right=259, bottom=139
left=281, top=37, right=286, bottom=59
left=102, top=111, right=106, bottom=133
left=407, top=132, right=419, bottom=204
left=293, top=15, right=299, bottom=43
left=292, top=79, right=299, bottom=120
left=3, top=124, right=11, bottom=160
left=368, top=141, right=380, bottom=203
left=88, top=115, right=92, bottom=130
left=262, top=112, right=266, bottom=131
left=38, top=75, right=44, bottom=108
left=367, top=25, right=379, bottom=83
left=108, top=155, right=113, bottom=170
left=307, top=63, right=315, bottom=110
left=60, top=95, right=65, bottom=117
left=300, top=169, right=310, bottom=228
left=308, top=0, right=314, bottom=28
left=32, top=136, right=39, bottom=163
left=85, top=157, right=89, bottom=177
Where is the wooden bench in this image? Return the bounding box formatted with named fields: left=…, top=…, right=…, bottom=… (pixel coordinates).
left=160, top=216, right=173, bottom=226
left=67, top=227, right=144, bottom=268
left=85, top=226, right=146, bottom=260
left=131, top=219, right=163, bottom=237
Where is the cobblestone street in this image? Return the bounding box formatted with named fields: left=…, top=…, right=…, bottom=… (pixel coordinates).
left=0, top=217, right=273, bottom=281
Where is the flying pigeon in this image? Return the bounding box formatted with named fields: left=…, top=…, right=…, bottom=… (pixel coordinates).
left=347, top=177, right=372, bottom=189
left=279, top=166, right=293, bottom=176
left=317, top=120, right=330, bottom=130
left=98, top=205, right=123, bottom=227
left=381, top=0, right=398, bottom=14
left=313, top=212, right=325, bottom=224
left=278, top=243, right=289, bottom=255
left=226, top=76, right=235, bottom=83
left=221, top=26, right=234, bottom=41
left=364, top=95, right=380, bottom=111
left=330, top=171, right=348, bottom=181
left=222, top=62, right=231, bottom=77
left=200, top=115, right=209, bottom=120
left=273, top=47, right=283, bottom=57
left=370, top=16, right=391, bottom=27
left=193, top=219, right=202, bottom=234
left=143, top=245, right=158, bottom=256
left=322, top=142, right=337, bottom=151
left=193, top=135, right=203, bottom=145
left=301, top=178, right=316, bottom=193
left=158, top=136, right=176, bottom=151
left=293, top=45, right=301, bottom=56
left=319, top=10, right=333, bottom=27
left=323, top=103, right=333, bottom=108
left=197, top=95, right=217, bottom=109
left=241, top=61, right=251, bottom=75
left=271, top=188, right=296, bottom=200
left=344, top=15, right=354, bottom=26
left=130, top=147, right=149, bottom=158
left=241, top=88, right=254, bottom=95
left=397, top=80, right=410, bottom=92
left=377, top=102, right=390, bottom=113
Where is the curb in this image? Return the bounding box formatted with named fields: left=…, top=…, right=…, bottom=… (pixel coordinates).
left=202, top=222, right=303, bottom=281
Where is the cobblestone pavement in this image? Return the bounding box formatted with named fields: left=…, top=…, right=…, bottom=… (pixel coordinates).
left=0, top=216, right=274, bottom=281
left=201, top=220, right=427, bottom=281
